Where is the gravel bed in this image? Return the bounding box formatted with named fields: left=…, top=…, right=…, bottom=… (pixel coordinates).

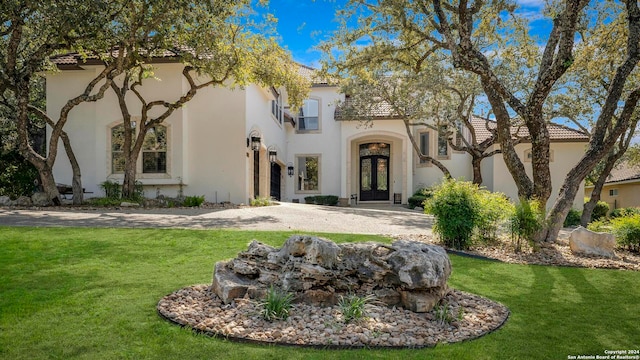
left=157, top=285, right=509, bottom=349
left=399, top=232, right=640, bottom=271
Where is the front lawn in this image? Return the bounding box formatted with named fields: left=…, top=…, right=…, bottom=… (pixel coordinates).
left=0, top=227, right=638, bottom=359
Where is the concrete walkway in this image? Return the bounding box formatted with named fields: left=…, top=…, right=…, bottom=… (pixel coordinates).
left=0, top=202, right=434, bottom=236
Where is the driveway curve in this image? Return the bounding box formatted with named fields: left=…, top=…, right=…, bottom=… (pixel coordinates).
left=0, top=202, right=434, bottom=236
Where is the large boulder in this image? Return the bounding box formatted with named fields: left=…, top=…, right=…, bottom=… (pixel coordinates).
left=31, top=192, right=50, bottom=207
left=15, top=196, right=32, bottom=206
left=0, top=196, right=13, bottom=206
left=569, top=226, right=616, bottom=258
left=211, top=236, right=451, bottom=312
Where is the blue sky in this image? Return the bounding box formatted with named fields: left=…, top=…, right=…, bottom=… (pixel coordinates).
left=262, top=0, right=550, bottom=68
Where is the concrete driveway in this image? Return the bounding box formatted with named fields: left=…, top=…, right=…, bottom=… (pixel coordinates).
left=0, top=202, right=434, bottom=236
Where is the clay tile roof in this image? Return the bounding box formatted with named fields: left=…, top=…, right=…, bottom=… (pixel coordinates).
left=605, top=162, right=640, bottom=184
left=471, top=116, right=589, bottom=143
left=49, top=48, right=182, bottom=66
left=334, top=98, right=403, bottom=120
left=297, top=64, right=330, bottom=86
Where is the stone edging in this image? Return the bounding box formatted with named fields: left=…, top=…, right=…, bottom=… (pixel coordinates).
left=157, top=285, right=510, bottom=349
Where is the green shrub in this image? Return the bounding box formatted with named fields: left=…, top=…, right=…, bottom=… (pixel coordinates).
left=509, top=198, right=544, bottom=253
left=87, top=197, right=122, bottom=207
left=338, top=293, right=375, bottom=323
left=424, top=179, right=481, bottom=250
left=591, top=201, right=609, bottom=222
left=408, top=188, right=433, bottom=208
left=302, top=195, right=338, bottom=206
left=250, top=196, right=272, bottom=207
left=475, top=190, right=513, bottom=243
left=0, top=152, right=39, bottom=199
left=100, top=180, right=121, bottom=199
left=408, top=195, right=427, bottom=209
left=183, top=195, right=205, bottom=207
left=587, top=219, right=612, bottom=233
left=611, top=214, right=640, bottom=252
left=323, top=195, right=339, bottom=206
left=563, top=208, right=582, bottom=227
left=609, top=207, right=640, bottom=219
left=260, top=286, right=294, bottom=321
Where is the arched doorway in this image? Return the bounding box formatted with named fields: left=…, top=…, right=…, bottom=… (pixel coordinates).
left=359, top=142, right=390, bottom=201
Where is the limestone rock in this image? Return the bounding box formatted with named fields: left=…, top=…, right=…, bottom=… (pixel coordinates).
left=212, top=236, right=452, bottom=312
left=0, top=196, right=13, bottom=206
left=120, top=201, right=140, bottom=207
left=569, top=226, right=616, bottom=258
left=16, top=196, right=32, bottom=206
left=387, top=240, right=451, bottom=289
left=31, top=192, right=50, bottom=206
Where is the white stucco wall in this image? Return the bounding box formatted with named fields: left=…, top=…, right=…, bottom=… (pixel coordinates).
left=285, top=86, right=343, bottom=203
left=491, top=142, right=586, bottom=209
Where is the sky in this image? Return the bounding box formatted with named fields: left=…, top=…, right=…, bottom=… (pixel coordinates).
left=262, top=0, right=551, bottom=68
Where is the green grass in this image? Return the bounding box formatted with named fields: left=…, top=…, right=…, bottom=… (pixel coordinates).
left=1, top=227, right=638, bottom=359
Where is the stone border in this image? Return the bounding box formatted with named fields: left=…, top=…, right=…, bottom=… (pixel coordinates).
left=157, top=285, right=510, bottom=349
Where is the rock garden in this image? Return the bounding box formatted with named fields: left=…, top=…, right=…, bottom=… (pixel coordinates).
left=157, top=235, right=509, bottom=348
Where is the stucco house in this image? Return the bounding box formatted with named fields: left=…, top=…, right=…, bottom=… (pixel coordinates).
left=47, top=56, right=588, bottom=207
left=585, top=162, right=640, bottom=210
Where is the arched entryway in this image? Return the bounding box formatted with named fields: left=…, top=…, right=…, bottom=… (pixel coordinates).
left=359, top=142, right=390, bottom=201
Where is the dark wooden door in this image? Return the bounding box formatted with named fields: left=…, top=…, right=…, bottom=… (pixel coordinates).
left=270, top=163, right=281, bottom=201
left=360, top=155, right=389, bottom=201
left=253, top=150, right=260, bottom=198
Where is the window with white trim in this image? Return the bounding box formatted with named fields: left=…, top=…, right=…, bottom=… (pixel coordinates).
left=297, top=99, right=320, bottom=132
left=609, top=189, right=618, bottom=196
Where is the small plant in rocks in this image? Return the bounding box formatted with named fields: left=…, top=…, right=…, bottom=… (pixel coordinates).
left=338, top=293, right=376, bottom=323
left=434, top=300, right=455, bottom=326
left=260, top=286, right=294, bottom=321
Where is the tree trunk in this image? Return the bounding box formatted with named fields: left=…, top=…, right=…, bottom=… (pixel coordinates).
left=60, top=132, right=83, bottom=205
left=39, top=167, right=61, bottom=205
left=541, top=177, right=584, bottom=242
left=122, top=154, right=138, bottom=199
left=471, top=156, right=483, bottom=185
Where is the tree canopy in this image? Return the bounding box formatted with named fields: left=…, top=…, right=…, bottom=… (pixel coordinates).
left=323, top=0, right=640, bottom=242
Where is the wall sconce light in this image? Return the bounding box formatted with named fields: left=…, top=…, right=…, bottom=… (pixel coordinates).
left=247, top=130, right=261, bottom=151
left=267, top=145, right=278, bottom=163
left=287, top=162, right=294, bottom=177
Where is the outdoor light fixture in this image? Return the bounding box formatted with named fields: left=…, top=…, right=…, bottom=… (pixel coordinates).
left=287, top=162, right=294, bottom=177
left=247, top=130, right=261, bottom=151
left=267, top=145, right=278, bottom=163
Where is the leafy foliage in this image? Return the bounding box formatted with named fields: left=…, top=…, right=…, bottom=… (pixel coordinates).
left=475, top=190, right=514, bottom=244
left=591, top=201, right=610, bottom=222
left=250, top=196, right=272, bottom=207
left=424, top=179, right=481, bottom=250
left=611, top=215, right=640, bottom=252
left=302, top=195, right=339, bottom=206
left=408, top=187, right=433, bottom=209
left=609, top=207, right=640, bottom=219
left=338, top=293, right=376, bottom=324
left=587, top=219, right=612, bottom=233
left=0, top=152, right=39, bottom=199
left=563, top=208, right=582, bottom=227
left=183, top=195, right=205, bottom=207
left=260, top=286, right=294, bottom=322
left=509, top=199, right=544, bottom=253
left=100, top=180, right=121, bottom=199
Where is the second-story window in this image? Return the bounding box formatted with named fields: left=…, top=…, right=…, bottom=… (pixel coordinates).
left=298, top=98, right=319, bottom=132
